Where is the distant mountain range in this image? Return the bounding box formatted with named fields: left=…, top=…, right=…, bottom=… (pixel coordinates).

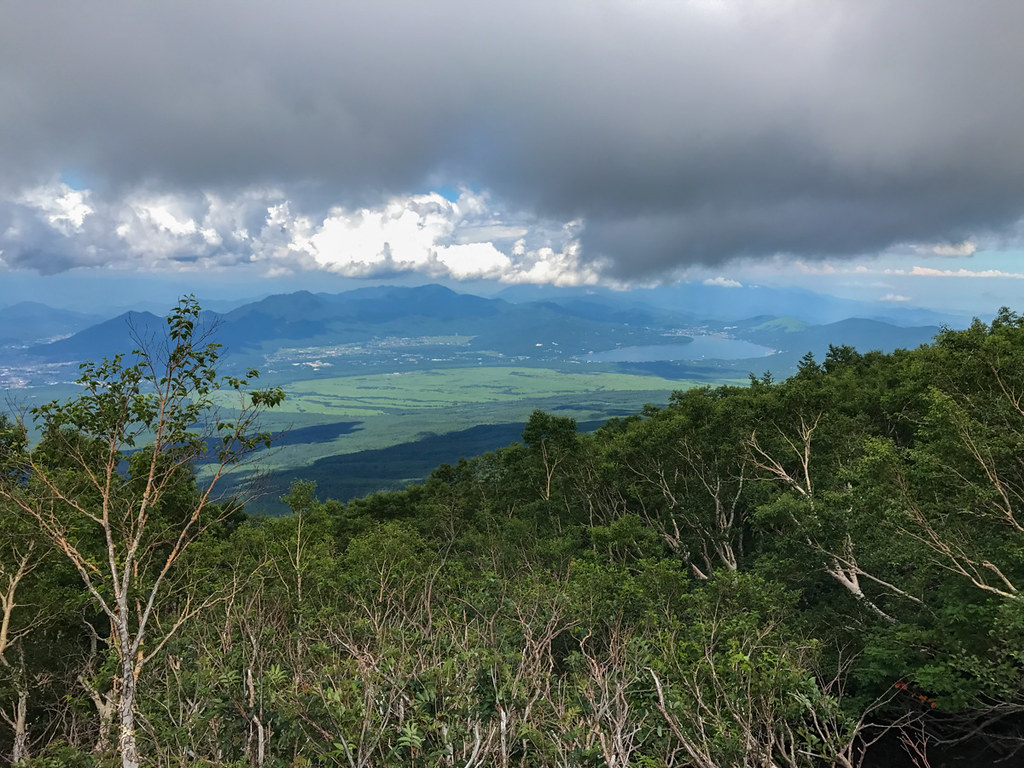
left=24, top=310, right=167, bottom=360
left=733, top=315, right=946, bottom=356
left=495, top=282, right=973, bottom=327
left=0, top=302, right=102, bottom=346
left=18, top=285, right=672, bottom=365
left=3, top=283, right=952, bottom=378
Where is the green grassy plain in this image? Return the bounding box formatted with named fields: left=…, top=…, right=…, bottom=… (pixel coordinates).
left=27, top=364, right=749, bottom=509
left=232, top=366, right=740, bottom=477
left=274, top=366, right=708, bottom=415
left=226, top=365, right=750, bottom=511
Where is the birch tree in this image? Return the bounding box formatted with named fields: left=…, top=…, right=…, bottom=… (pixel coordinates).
left=0, top=296, right=284, bottom=768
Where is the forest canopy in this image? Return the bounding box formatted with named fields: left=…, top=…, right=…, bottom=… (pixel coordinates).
left=2, top=304, right=1024, bottom=767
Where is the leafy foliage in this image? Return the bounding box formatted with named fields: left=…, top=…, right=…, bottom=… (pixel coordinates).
left=3, top=305, right=1024, bottom=766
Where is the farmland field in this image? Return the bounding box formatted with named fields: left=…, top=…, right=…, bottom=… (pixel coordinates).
left=271, top=366, right=715, bottom=414
left=240, top=366, right=731, bottom=459
left=210, top=365, right=748, bottom=512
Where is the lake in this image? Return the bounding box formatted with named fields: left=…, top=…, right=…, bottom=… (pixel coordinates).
left=586, top=336, right=777, bottom=362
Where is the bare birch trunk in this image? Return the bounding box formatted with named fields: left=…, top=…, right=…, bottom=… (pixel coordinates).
left=10, top=686, right=29, bottom=764
left=117, top=628, right=141, bottom=768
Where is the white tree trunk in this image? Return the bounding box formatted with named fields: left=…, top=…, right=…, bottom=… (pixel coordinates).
left=10, top=686, right=29, bottom=764
left=118, top=632, right=141, bottom=768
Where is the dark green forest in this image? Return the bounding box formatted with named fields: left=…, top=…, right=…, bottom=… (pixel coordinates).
left=2, top=299, right=1024, bottom=767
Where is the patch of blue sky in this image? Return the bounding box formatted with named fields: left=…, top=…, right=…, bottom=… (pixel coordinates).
left=970, top=248, right=1024, bottom=271
left=426, top=184, right=484, bottom=203
left=60, top=170, right=89, bottom=190
left=434, top=185, right=461, bottom=202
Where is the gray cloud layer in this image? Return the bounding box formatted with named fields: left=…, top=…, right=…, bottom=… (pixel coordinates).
left=2, top=1, right=1023, bottom=279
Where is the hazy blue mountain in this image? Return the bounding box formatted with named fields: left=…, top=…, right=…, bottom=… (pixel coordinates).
left=493, top=284, right=614, bottom=304
left=192, top=295, right=270, bottom=314
left=212, top=285, right=504, bottom=349
left=497, top=282, right=971, bottom=328
left=523, top=297, right=698, bottom=328
left=14, top=284, right=948, bottom=373
left=728, top=316, right=811, bottom=334
left=225, top=290, right=341, bottom=323
left=742, top=317, right=939, bottom=352
left=0, top=302, right=103, bottom=345
left=20, top=285, right=638, bottom=362
left=726, top=318, right=941, bottom=380
left=643, top=284, right=890, bottom=324
left=211, top=284, right=665, bottom=356
left=320, top=284, right=500, bottom=322
left=226, top=285, right=498, bottom=324
left=26, top=311, right=173, bottom=361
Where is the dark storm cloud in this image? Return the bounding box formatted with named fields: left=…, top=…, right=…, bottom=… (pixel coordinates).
left=2, top=1, right=1023, bottom=278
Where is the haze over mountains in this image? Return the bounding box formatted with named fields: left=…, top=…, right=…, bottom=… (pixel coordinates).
left=0, top=302, right=102, bottom=346
left=0, top=282, right=965, bottom=392
left=493, top=283, right=967, bottom=327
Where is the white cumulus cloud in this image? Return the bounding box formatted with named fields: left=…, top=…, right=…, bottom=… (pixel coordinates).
left=906, top=240, right=979, bottom=257
left=908, top=266, right=1024, bottom=279
left=0, top=183, right=602, bottom=284
left=931, top=240, right=977, bottom=257
left=703, top=276, right=742, bottom=287
left=16, top=182, right=93, bottom=235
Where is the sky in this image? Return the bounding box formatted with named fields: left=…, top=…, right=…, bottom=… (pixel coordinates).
left=2, top=1, right=1024, bottom=315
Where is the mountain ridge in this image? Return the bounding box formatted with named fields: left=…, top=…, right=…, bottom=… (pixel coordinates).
left=10, top=285, right=947, bottom=378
